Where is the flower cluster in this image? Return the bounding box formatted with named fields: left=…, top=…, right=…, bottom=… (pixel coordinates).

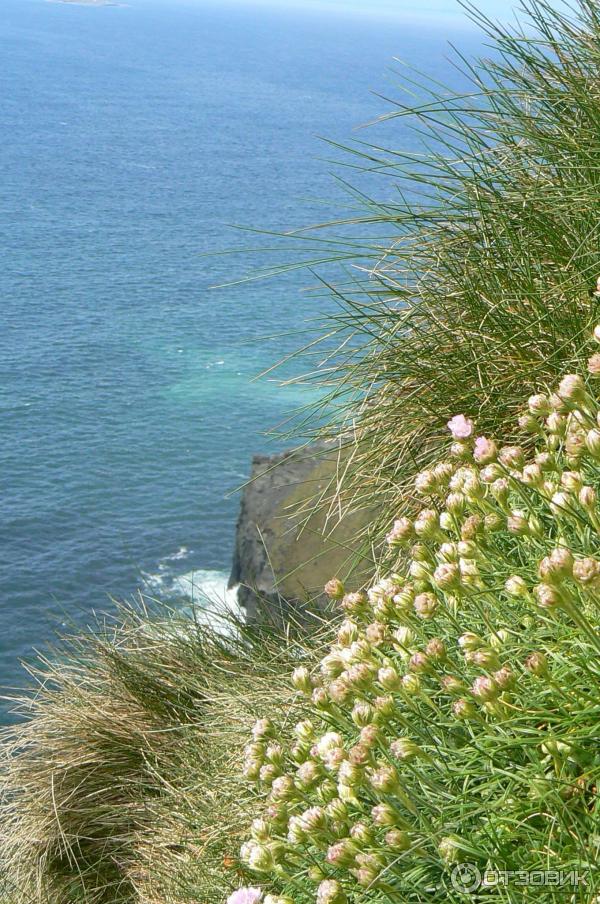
left=229, top=329, right=600, bottom=902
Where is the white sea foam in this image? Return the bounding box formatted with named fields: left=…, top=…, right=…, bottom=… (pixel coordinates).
left=141, top=553, right=242, bottom=633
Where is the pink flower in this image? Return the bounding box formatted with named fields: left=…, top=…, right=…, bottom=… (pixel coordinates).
left=447, top=414, right=474, bottom=439
left=473, top=435, right=497, bottom=464
left=227, top=888, right=264, bottom=904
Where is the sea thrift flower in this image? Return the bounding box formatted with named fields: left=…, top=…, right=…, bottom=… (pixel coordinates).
left=316, top=879, right=347, bottom=904
left=471, top=676, right=499, bottom=702
left=557, top=374, right=587, bottom=405
left=473, top=435, right=497, bottom=464
left=579, top=485, right=597, bottom=509
left=525, top=651, right=548, bottom=677
left=533, top=582, right=564, bottom=609
left=324, top=578, right=345, bottom=600
left=414, top=592, right=438, bottom=619
left=572, top=556, right=600, bottom=585
left=326, top=839, right=357, bottom=868
left=390, top=738, right=420, bottom=761
left=588, top=353, right=600, bottom=376
left=528, top=393, right=551, bottom=416
left=447, top=414, right=474, bottom=439
left=438, top=835, right=463, bottom=864
left=227, top=888, right=264, bottom=904
left=386, top=517, right=414, bottom=546
left=291, top=666, right=313, bottom=694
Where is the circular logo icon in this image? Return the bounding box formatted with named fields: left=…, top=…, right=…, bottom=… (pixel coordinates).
left=451, top=863, right=482, bottom=894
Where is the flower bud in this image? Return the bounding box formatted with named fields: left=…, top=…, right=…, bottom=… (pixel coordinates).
left=446, top=492, right=467, bottom=514
left=328, top=676, right=352, bottom=705
left=440, top=674, right=464, bottom=695
left=521, top=463, right=543, bottom=486
left=252, top=718, right=274, bottom=741
left=507, top=510, right=531, bottom=536
left=525, top=651, right=548, bottom=677
left=586, top=428, right=600, bottom=458
left=326, top=839, right=357, bottom=868
left=466, top=649, right=500, bottom=670
left=316, top=732, right=343, bottom=760
left=321, top=651, right=345, bottom=680
left=270, top=775, right=296, bottom=801
left=493, top=666, right=515, bottom=690
left=373, top=695, right=395, bottom=719
left=409, top=651, right=430, bottom=673
left=409, top=559, right=431, bottom=582
left=385, top=829, right=411, bottom=851
left=369, top=764, right=400, bottom=793
left=378, top=665, right=401, bottom=691
left=414, top=509, right=441, bottom=539
left=324, top=578, right=345, bottom=601
left=296, top=760, right=321, bottom=789
left=572, top=556, right=600, bottom=586
left=458, top=632, right=483, bottom=652
left=453, top=698, right=476, bottom=719
left=365, top=622, right=387, bottom=645
left=594, top=322, right=600, bottom=341
left=489, top=629, right=509, bottom=651
left=401, top=673, right=422, bottom=695
left=291, top=667, right=313, bottom=695
left=533, top=582, right=564, bottom=609
left=386, top=517, right=414, bottom=546
left=265, top=743, right=284, bottom=766
left=351, top=700, right=373, bottom=728
left=390, top=738, right=421, bottom=762
left=425, top=637, right=446, bottom=661
left=414, top=592, right=438, bottom=619
left=579, top=485, right=597, bottom=510
left=471, top=676, right=499, bottom=701
left=473, top=435, right=497, bottom=464
left=433, top=562, right=460, bottom=590
left=312, top=687, right=331, bottom=711
left=240, top=841, right=275, bottom=872
left=259, top=764, right=280, bottom=786
left=438, top=835, right=463, bottom=864
left=415, top=469, right=437, bottom=494
left=348, top=744, right=370, bottom=766
left=519, top=413, right=542, bottom=433
left=350, top=822, right=374, bottom=845
left=499, top=446, right=525, bottom=470
left=557, top=374, right=587, bottom=405
left=528, top=393, right=551, bottom=416
left=393, top=625, right=414, bottom=654
left=372, top=802, right=397, bottom=826
left=504, top=575, right=528, bottom=598
left=359, top=724, right=380, bottom=749
left=538, top=546, right=573, bottom=582
left=491, top=478, right=510, bottom=507
left=588, top=352, right=600, bottom=376
left=439, top=511, right=455, bottom=530
left=546, top=411, right=567, bottom=435
left=316, top=879, right=347, bottom=904
left=341, top=590, right=368, bottom=614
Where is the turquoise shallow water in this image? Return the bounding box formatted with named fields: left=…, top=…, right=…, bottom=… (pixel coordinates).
left=0, top=0, right=481, bottom=714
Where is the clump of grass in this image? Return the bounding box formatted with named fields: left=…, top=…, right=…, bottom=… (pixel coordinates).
left=278, top=0, right=600, bottom=550
left=0, top=605, right=316, bottom=904
left=233, top=324, right=600, bottom=902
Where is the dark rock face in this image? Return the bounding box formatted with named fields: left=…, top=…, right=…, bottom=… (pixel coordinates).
left=229, top=445, right=374, bottom=623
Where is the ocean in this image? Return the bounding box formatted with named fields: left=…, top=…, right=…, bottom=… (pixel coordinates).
left=0, top=0, right=482, bottom=716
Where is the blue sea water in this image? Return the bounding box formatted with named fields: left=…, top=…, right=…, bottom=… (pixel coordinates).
left=0, top=0, right=483, bottom=713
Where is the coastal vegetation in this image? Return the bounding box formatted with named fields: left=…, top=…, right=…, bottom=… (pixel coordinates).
left=3, top=0, right=600, bottom=902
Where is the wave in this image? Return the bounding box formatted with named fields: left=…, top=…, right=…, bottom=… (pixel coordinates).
left=141, top=550, right=242, bottom=631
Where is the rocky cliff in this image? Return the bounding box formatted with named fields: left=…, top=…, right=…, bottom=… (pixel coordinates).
left=229, top=444, right=374, bottom=623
